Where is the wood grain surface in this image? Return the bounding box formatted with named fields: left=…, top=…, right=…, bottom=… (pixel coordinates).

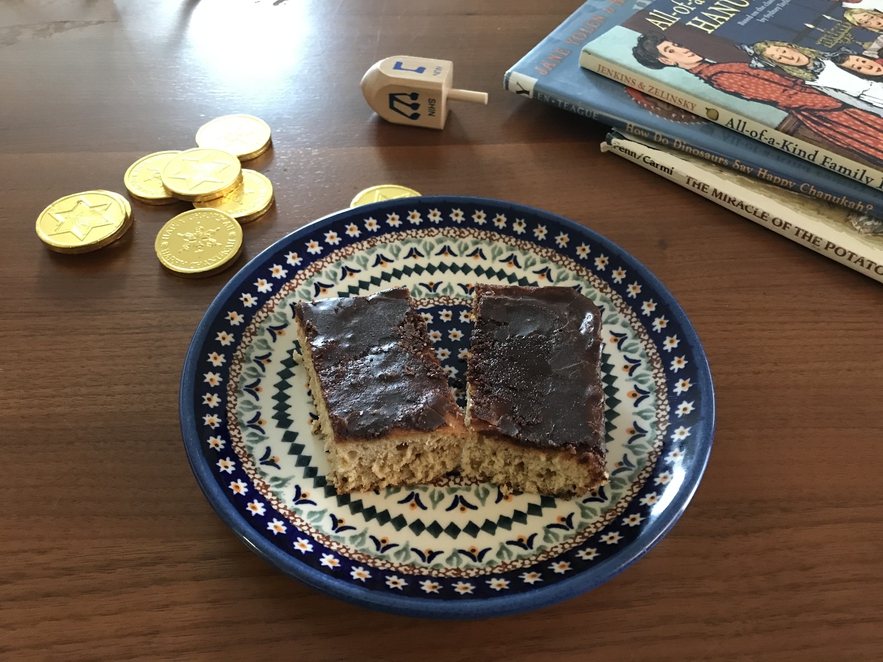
left=2, top=1, right=882, bottom=659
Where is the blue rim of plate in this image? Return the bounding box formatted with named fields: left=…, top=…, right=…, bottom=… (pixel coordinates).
left=180, top=196, right=715, bottom=619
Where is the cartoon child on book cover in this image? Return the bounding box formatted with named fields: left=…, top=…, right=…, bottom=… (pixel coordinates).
left=842, top=8, right=883, bottom=56
left=739, top=42, right=883, bottom=112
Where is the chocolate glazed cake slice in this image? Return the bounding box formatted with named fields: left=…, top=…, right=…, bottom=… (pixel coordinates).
left=461, top=285, right=608, bottom=498
left=294, top=287, right=466, bottom=493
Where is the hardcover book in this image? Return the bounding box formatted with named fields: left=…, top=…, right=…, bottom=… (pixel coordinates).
left=602, top=131, right=883, bottom=283
left=578, top=0, right=883, bottom=191
left=504, top=1, right=883, bottom=218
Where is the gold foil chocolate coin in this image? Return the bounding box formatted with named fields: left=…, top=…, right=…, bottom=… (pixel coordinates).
left=161, top=148, right=242, bottom=202
left=193, top=169, right=274, bottom=223
left=124, top=150, right=181, bottom=204
left=155, top=208, right=243, bottom=277
left=350, top=184, right=421, bottom=208
left=195, top=114, right=272, bottom=162
left=36, top=190, right=132, bottom=253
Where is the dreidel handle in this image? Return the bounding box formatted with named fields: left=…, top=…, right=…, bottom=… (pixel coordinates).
left=447, top=89, right=488, bottom=104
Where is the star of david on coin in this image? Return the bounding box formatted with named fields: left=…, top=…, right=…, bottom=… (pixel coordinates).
left=193, top=169, right=274, bottom=223
left=49, top=198, right=116, bottom=241
left=35, top=190, right=132, bottom=253
left=161, top=148, right=242, bottom=202
left=219, top=128, right=260, bottom=149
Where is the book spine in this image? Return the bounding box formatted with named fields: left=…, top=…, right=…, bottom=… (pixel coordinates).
left=601, top=133, right=883, bottom=284
left=580, top=50, right=883, bottom=192
left=632, top=131, right=883, bottom=220
left=508, top=77, right=883, bottom=219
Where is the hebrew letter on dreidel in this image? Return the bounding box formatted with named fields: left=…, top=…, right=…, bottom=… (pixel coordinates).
left=388, top=92, right=421, bottom=120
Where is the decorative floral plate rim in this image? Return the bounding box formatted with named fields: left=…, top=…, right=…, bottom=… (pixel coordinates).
left=179, top=196, right=715, bottom=620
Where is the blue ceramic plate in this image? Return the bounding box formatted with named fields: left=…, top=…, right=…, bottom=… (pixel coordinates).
left=180, top=196, right=715, bottom=619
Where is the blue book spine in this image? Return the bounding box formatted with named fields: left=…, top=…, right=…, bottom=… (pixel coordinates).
left=504, top=1, right=883, bottom=220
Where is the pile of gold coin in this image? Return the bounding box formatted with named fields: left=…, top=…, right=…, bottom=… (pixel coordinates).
left=36, top=114, right=275, bottom=277
left=37, top=114, right=426, bottom=278
left=145, top=115, right=274, bottom=276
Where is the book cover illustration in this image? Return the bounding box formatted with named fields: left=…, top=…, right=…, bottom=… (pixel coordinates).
left=579, top=0, right=883, bottom=189
left=504, top=0, right=883, bottom=217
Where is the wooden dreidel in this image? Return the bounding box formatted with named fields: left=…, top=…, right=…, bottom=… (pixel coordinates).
left=361, top=55, right=488, bottom=130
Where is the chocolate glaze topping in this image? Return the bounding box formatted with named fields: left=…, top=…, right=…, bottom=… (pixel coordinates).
left=295, top=288, right=460, bottom=441
left=466, top=285, right=605, bottom=461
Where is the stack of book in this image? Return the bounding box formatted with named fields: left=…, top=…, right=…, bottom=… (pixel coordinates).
left=505, top=0, right=883, bottom=283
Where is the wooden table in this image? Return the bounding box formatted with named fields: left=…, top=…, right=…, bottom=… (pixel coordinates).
left=2, top=1, right=882, bottom=659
